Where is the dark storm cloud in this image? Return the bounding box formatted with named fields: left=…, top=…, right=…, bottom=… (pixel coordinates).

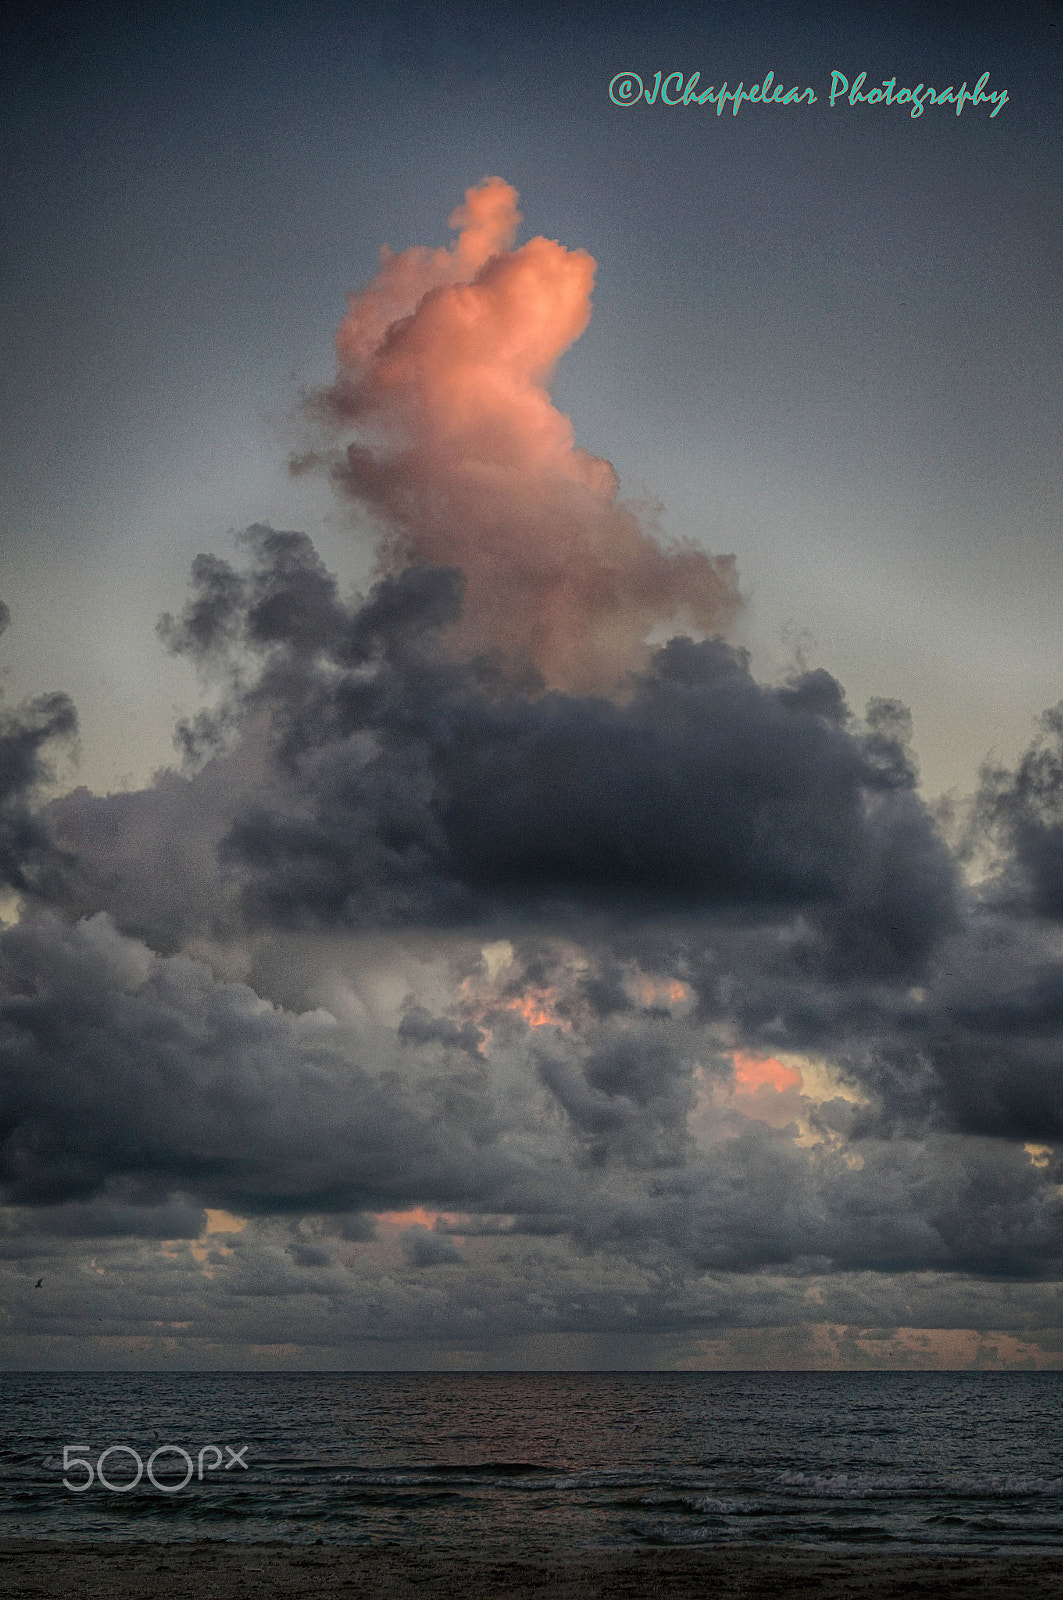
left=540, top=1124, right=1063, bottom=1280
left=680, top=908, right=1063, bottom=1148
left=975, top=704, right=1063, bottom=918
left=535, top=1017, right=697, bottom=1169
left=401, top=1225, right=464, bottom=1269
left=1, top=902, right=1062, bottom=1290
left=4, top=531, right=1063, bottom=1302
left=918, top=918, right=1063, bottom=1143
left=398, top=1003, right=486, bottom=1057
left=531, top=895, right=1063, bottom=1154
left=0, top=636, right=77, bottom=896
left=0, top=911, right=542, bottom=1213
left=3, top=892, right=1062, bottom=1283
left=0, top=1193, right=205, bottom=1244
left=44, top=527, right=957, bottom=983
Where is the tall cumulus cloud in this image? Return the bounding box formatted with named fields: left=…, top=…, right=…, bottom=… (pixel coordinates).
left=296, top=177, right=740, bottom=691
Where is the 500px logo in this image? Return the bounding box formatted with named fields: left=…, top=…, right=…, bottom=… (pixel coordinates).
left=59, top=1443, right=249, bottom=1492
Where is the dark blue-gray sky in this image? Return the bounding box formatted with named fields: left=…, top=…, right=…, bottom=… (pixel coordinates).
left=1, top=0, right=1063, bottom=1370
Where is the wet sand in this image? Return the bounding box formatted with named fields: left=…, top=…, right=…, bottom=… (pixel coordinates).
left=0, top=1542, right=1062, bottom=1599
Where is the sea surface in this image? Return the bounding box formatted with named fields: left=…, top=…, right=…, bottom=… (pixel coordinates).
left=0, top=1371, right=1060, bottom=1554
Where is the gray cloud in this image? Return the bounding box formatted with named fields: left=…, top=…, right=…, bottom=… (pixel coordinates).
left=2, top=904, right=1062, bottom=1290
left=0, top=911, right=544, bottom=1214
left=402, top=1225, right=465, bottom=1269
left=0, top=674, right=77, bottom=897
left=2, top=531, right=1063, bottom=1362
left=976, top=704, right=1063, bottom=918
left=41, top=528, right=958, bottom=990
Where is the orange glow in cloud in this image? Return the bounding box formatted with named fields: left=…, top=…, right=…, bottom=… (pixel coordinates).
left=308, top=177, right=740, bottom=690
left=732, top=1051, right=803, bottom=1094
left=628, top=974, right=690, bottom=1007
left=503, top=987, right=569, bottom=1030
left=374, top=1206, right=444, bottom=1229
left=458, top=954, right=571, bottom=1033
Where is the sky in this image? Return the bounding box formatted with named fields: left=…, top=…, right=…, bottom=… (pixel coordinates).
left=0, top=0, right=1062, bottom=1369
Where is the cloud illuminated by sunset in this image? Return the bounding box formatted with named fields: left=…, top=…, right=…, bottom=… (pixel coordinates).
left=731, top=1051, right=804, bottom=1094
left=302, top=177, right=740, bottom=689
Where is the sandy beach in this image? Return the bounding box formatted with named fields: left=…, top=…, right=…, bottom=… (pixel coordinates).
left=0, top=1542, right=1062, bottom=1599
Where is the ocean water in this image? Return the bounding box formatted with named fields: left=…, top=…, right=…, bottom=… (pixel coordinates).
left=0, top=1371, right=1060, bottom=1553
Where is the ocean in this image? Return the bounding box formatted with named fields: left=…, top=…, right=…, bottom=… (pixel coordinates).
left=0, top=1371, right=1060, bottom=1554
